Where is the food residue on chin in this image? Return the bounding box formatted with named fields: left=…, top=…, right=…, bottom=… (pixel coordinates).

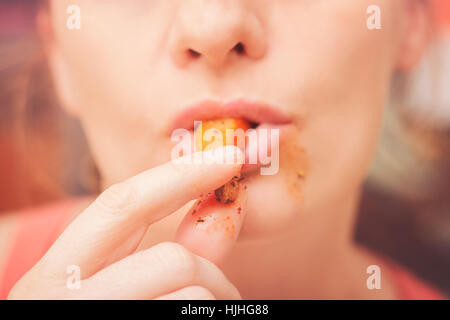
left=279, top=127, right=309, bottom=201
left=296, top=170, right=306, bottom=179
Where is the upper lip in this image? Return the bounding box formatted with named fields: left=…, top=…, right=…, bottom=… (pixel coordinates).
left=167, top=99, right=292, bottom=134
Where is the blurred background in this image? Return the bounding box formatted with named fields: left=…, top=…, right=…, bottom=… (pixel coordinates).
left=0, top=0, right=449, bottom=296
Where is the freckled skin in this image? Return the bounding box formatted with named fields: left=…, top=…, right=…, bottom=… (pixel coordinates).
left=279, top=126, right=309, bottom=202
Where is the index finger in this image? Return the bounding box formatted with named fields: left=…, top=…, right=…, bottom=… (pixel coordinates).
left=39, top=146, right=244, bottom=278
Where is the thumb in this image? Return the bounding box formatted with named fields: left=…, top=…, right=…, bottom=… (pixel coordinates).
left=175, top=183, right=247, bottom=265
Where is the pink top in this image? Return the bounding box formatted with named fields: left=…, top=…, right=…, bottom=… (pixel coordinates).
left=0, top=199, right=445, bottom=300
left=0, top=199, right=75, bottom=299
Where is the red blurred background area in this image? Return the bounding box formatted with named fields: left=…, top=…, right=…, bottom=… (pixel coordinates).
left=432, top=0, right=450, bottom=28
left=0, top=1, right=38, bottom=37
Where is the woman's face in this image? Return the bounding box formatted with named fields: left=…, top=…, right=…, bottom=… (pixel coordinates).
left=46, top=0, right=423, bottom=237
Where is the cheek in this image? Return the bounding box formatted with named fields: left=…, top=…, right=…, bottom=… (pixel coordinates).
left=263, top=2, right=398, bottom=215
left=265, top=0, right=399, bottom=103
left=301, top=103, right=384, bottom=217
left=241, top=105, right=383, bottom=238
left=240, top=127, right=308, bottom=237
left=50, top=2, right=175, bottom=185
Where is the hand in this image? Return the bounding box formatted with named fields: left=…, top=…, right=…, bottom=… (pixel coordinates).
left=8, top=147, right=243, bottom=300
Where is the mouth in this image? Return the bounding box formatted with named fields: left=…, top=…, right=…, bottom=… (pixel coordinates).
left=167, top=99, right=292, bottom=134
left=168, top=99, right=293, bottom=174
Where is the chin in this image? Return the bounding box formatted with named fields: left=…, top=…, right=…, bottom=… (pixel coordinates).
left=238, top=171, right=304, bottom=240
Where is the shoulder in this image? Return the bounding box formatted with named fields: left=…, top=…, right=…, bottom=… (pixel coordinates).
left=2, top=196, right=93, bottom=244
left=0, top=196, right=94, bottom=299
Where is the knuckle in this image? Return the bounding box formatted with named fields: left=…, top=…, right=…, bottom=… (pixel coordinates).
left=154, top=242, right=197, bottom=280
left=183, top=286, right=215, bottom=300
left=94, top=182, right=139, bottom=214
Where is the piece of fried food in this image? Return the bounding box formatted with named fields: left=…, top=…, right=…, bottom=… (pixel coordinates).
left=195, top=118, right=251, bottom=151
left=214, top=175, right=241, bottom=204
left=195, top=118, right=250, bottom=204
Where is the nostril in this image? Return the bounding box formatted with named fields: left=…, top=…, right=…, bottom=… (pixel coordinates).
left=233, top=42, right=245, bottom=55
left=187, top=49, right=201, bottom=58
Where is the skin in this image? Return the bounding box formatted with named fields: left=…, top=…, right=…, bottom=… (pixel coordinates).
left=3, top=0, right=429, bottom=299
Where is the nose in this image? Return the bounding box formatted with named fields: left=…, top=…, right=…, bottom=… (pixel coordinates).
left=170, top=1, right=267, bottom=69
